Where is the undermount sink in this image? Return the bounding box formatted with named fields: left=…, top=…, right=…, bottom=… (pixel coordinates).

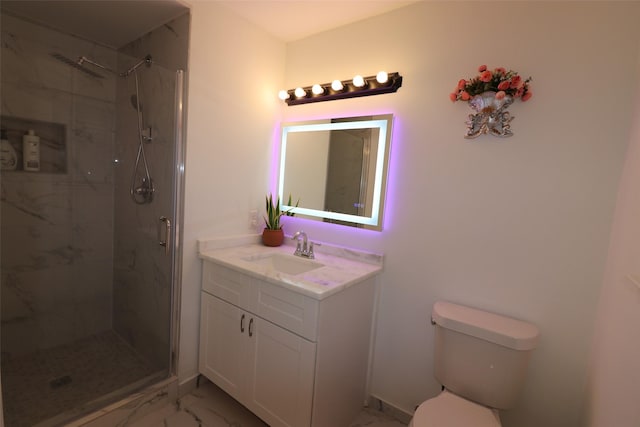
left=243, top=253, right=324, bottom=275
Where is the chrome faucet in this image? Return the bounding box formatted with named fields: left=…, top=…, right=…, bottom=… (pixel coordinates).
left=292, top=230, right=316, bottom=259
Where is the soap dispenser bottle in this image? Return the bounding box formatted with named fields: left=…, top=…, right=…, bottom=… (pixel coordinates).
left=1, top=128, right=18, bottom=171
left=22, top=129, right=40, bottom=172
left=0, top=129, right=18, bottom=171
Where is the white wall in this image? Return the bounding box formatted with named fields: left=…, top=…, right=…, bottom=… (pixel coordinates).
left=280, top=3, right=640, bottom=427
left=179, top=2, right=640, bottom=427
left=584, top=43, right=640, bottom=426
left=179, top=1, right=285, bottom=381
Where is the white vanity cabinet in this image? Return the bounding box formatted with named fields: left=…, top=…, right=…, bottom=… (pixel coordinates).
left=199, top=259, right=377, bottom=427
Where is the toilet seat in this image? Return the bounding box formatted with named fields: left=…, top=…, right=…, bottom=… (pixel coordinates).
left=410, top=390, right=501, bottom=427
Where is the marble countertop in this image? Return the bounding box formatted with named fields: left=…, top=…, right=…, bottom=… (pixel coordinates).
left=198, top=235, right=384, bottom=300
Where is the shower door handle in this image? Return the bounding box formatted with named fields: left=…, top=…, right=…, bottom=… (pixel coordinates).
left=158, top=216, right=171, bottom=255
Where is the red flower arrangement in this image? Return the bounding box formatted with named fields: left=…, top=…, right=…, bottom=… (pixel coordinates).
left=450, top=65, right=532, bottom=103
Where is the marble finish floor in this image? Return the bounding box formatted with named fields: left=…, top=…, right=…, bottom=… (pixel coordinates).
left=1, top=331, right=159, bottom=427
left=130, top=379, right=408, bottom=427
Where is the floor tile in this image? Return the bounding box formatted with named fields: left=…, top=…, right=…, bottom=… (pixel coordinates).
left=164, top=410, right=201, bottom=427
left=349, top=407, right=409, bottom=427
left=130, top=380, right=408, bottom=427
left=1, top=330, right=158, bottom=427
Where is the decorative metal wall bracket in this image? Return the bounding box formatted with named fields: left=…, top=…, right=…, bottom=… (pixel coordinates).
left=464, top=91, right=514, bottom=139
left=450, top=64, right=532, bottom=139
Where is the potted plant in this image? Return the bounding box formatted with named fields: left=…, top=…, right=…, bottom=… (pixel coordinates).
left=262, top=193, right=297, bottom=247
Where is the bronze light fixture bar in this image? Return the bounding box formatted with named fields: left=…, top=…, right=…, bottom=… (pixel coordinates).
left=280, top=72, right=403, bottom=106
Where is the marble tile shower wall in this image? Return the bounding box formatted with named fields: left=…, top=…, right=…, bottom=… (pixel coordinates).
left=113, top=13, right=190, bottom=371
left=1, top=14, right=117, bottom=356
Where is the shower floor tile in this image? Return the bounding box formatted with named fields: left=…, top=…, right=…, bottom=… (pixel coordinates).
left=1, top=330, right=159, bottom=427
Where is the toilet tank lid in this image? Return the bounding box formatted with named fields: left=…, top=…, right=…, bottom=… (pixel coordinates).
left=432, top=301, right=540, bottom=350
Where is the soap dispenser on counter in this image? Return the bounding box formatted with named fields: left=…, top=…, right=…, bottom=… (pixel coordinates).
left=1, top=128, right=18, bottom=171
left=23, top=129, right=40, bottom=172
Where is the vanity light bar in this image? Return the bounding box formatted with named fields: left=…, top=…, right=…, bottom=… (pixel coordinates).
left=279, top=72, right=403, bottom=106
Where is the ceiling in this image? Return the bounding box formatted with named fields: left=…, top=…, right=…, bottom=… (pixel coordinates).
left=0, top=1, right=189, bottom=49
left=217, top=1, right=416, bottom=42
left=0, top=1, right=415, bottom=48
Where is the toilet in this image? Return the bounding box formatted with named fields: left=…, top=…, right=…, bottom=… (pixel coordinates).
left=409, top=301, right=540, bottom=427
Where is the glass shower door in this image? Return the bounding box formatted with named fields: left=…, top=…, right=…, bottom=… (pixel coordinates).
left=112, top=55, right=179, bottom=378
left=0, top=13, right=184, bottom=423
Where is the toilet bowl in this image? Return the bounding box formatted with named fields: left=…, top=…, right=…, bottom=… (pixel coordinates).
left=409, top=390, right=501, bottom=427
left=408, top=301, right=539, bottom=427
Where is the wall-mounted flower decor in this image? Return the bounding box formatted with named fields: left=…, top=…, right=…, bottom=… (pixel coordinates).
left=450, top=65, right=532, bottom=139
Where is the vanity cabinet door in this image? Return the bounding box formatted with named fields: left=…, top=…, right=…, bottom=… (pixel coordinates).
left=247, top=317, right=316, bottom=427
left=199, top=292, right=248, bottom=401
left=200, top=291, right=317, bottom=427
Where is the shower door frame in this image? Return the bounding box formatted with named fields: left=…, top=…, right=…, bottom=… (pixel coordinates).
left=169, top=69, right=186, bottom=377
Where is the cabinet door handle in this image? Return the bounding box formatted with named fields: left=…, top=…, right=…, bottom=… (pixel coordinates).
left=248, top=318, right=254, bottom=337
left=240, top=313, right=245, bottom=333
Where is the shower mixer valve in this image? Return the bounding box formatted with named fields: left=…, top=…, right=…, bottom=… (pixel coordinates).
left=133, top=177, right=154, bottom=203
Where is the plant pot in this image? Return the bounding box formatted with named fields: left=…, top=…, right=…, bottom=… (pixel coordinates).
left=262, top=228, right=284, bottom=247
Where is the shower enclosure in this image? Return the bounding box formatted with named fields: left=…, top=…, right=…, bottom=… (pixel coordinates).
left=0, top=4, right=189, bottom=426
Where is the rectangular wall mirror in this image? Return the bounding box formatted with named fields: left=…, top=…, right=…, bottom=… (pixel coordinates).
left=279, top=114, right=393, bottom=231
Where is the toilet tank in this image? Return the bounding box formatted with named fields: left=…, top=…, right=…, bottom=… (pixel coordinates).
left=432, top=301, right=539, bottom=410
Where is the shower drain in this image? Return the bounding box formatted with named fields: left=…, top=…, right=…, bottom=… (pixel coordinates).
left=49, top=375, right=72, bottom=389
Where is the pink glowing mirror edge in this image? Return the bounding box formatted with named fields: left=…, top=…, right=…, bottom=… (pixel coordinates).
left=278, top=115, right=393, bottom=230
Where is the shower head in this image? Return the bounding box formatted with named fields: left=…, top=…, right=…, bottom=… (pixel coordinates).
left=50, top=53, right=105, bottom=79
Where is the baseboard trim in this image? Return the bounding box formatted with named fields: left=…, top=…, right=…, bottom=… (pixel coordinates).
left=367, top=394, right=414, bottom=425
left=177, top=373, right=200, bottom=398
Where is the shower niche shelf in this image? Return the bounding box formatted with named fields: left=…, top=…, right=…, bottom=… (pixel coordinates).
left=1, top=116, right=67, bottom=174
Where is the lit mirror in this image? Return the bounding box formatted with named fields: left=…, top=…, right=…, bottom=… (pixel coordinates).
left=279, top=114, right=393, bottom=230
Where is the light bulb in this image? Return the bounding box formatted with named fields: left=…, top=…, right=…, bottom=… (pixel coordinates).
left=294, top=87, right=306, bottom=98
left=312, top=84, right=324, bottom=95
left=331, top=80, right=344, bottom=91
left=278, top=90, right=290, bottom=100
left=353, top=75, right=365, bottom=88
left=376, top=71, right=389, bottom=84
